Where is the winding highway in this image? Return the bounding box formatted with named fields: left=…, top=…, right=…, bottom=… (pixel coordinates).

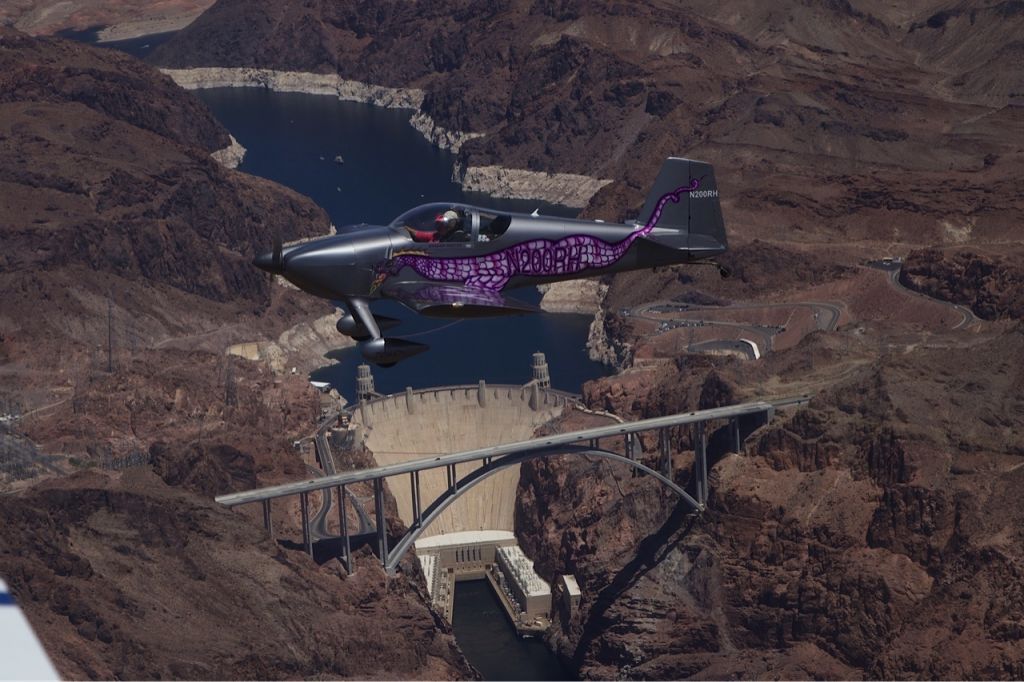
left=625, top=258, right=980, bottom=361
left=868, top=260, right=979, bottom=330
left=307, top=412, right=374, bottom=540
left=625, top=298, right=843, bottom=355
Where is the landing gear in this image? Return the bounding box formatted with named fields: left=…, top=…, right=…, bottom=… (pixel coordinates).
left=344, top=298, right=429, bottom=367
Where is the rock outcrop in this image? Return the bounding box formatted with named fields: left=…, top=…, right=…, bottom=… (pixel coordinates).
left=210, top=134, right=246, bottom=168
left=900, top=249, right=1024, bottom=321
left=538, top=280, right=607, bottom=315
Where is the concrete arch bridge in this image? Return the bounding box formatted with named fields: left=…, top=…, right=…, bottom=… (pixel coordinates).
left=217, top=397, right=807, bottom=573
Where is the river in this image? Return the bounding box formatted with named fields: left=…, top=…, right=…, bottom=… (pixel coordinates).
left=453, top=580, right=570, bottom=681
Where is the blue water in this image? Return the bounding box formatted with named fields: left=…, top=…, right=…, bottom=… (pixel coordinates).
left=59, top=28, right=175, bottom=59
left=195, top=88, right=611, bottom=401
left=453, top=580, right=569, bottom=681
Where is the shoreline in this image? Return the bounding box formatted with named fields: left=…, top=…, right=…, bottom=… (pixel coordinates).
left=95, top=9, right=208, bottom=43
left=211, top=134, right=245, bottom=169
left=160, top=66, right=612, bottom=208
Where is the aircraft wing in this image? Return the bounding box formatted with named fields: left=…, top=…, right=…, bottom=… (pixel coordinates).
left=1, top=579, right=59, bottom=680
left=381, top=281, right=539, bottom=318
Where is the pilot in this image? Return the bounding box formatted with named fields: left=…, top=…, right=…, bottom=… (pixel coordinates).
left=436, top=209, right=469, bottom=242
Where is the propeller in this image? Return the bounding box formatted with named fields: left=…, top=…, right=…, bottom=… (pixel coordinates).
left=254, top=226, right=286, bottom=275
left=272, top=227, right=283, bottom=272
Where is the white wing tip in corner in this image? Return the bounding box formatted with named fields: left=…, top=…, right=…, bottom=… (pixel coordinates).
left=1, top=579, right=61, bottom=680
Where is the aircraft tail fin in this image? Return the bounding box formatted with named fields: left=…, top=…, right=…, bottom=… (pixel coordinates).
left=637, top=157, right=727, bottom=256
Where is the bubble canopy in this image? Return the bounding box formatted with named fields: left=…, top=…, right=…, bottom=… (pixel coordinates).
left=389, top=203, right=512, bottom=242
left=390, top=203, right=466, bottom=231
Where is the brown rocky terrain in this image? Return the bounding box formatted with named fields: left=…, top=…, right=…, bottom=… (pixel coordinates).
left=0, top=1, right=213, bottom=40
left=0, top=30, right=472, bottom=680
left=151, top=0, right=1024, bottom=253
left=518, top=323, right=1024, bottom=679
left=0, top=27, right=334, bottom=381
left=3, top=1, right=1023, bottom=679
left=0, top=469, right=470, bottom=680
left=901, top=249, right=1024, bottom=321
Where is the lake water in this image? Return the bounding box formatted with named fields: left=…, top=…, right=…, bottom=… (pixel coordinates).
left=192, top=86, right=610, bottom=401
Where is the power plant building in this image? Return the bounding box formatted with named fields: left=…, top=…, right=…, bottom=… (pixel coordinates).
left=494, top=544, right=551, bottom=622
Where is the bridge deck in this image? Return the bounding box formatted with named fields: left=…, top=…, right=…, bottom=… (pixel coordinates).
left=216, top=397, right=805, bottom=508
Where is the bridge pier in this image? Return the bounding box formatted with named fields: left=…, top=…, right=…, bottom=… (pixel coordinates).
left=373, top=478, right=389, bottom=567
left=695, top=422, right=708, bottom=506
left=446, top=464, right=457, bottom=494
left=262, top=499, right=272, bottom=538
left=731, top=417, right=742, bottom=453
left=338, top=485, right=351, bottom=573
left=410, top=471, right=422, bottom=528
left=626, top=432, right=639, bottom=478
left=300, top=492, right=312, bottom=557
left=659, top=428, right=672, bottom=479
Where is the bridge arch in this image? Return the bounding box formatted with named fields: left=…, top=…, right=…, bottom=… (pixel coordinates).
left=384, top=444, right=701, bottom=573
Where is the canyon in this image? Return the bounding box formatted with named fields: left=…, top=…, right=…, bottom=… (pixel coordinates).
left=0, top=28, right=470, bottom=680
left=2, top=0, right=1023, bottom=679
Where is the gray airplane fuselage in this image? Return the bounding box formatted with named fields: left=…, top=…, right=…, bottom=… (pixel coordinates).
left=272, top=208, right=723, bottom=303
left=254, top=157, right=728, bottom=364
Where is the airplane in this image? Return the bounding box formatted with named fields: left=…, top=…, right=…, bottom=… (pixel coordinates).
left=255, top=157, right=729, bottom=366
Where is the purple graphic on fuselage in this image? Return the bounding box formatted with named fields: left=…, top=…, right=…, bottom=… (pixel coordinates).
left=377, top=178, right=700, bottom=292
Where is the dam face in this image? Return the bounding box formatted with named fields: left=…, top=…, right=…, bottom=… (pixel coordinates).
left=351, top=383, right=569, bottom=536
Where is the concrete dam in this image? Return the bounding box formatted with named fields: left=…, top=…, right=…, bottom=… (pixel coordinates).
left=348, top=355, right=576, bottom=629
left=351, top=379, right=571, bottom=537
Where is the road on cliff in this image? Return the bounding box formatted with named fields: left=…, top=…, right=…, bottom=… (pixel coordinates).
left=625, top=299, right=843, bottom=355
